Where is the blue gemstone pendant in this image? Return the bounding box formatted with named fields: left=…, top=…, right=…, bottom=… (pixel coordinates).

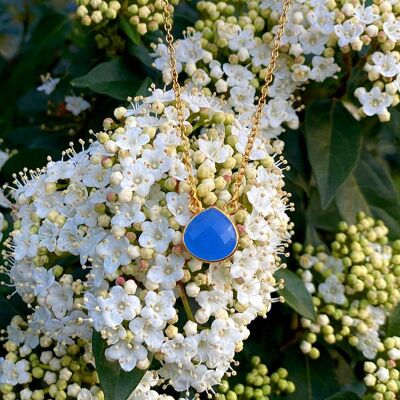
left=183, top=207, right=238, bottom=263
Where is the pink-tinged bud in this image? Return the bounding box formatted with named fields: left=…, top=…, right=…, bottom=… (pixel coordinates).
left=106, top=192, right=117, bottom=202
left=172, top=245, right=184, bottom=254
left=139, top=260, right=149, bottom=271
left=235, top=277, right=245, bottom=285
left=116, top=276, right=126, bottom=286
left=126, top=231, right=137, bottom=243
left=223, top=174, right=232, bottom=182
left=387, top=359, right=396, bottom=368
left=101, top=156, right=114, bottom=168
left=236, top=224, right=246, bottom=235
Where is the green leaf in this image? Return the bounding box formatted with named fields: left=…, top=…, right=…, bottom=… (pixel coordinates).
left=120, top=17, right=140, bottom=45
left=282, top=346, right=340, bottom=400
left=283, top=129, right=310, bottom=194
left=92, top=331, right=147, bottom=400
left=71, top=58, right=149, bottom=100
left=336, top=151, right=400, bottom=239
left=386, top=303, right=400, bottom=337
left=326, top=392, right=361, bottom=400
left=306, top=189, right=342, bottom=232
left=0, top=11, right=71, bottom=110
left=305, top=99, right=362, bottom=209
left=275, top=269, right=316, bottom=321
left=0, top=294, right=28, bottom=329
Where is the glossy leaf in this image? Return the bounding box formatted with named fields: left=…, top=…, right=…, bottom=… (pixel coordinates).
left=120, top=17, right=141, bottom=45
left=283, top=346, right=340, bottom=400
left=307, top=189, right=342, bottom=232
left=0, top=292, right=28, bottom=329
left=92, top=331, right=147, bottom=400
left=326, top=392, right=361, bottom=400
left=386, top=303, right=400, bottom=337
left=71, top=58, right=149, bottom=100
left=305, top=99, right=362, bottom=209
left=276, top=268, right=316, bottom=321
left=336, top=151, right=400, bottom=238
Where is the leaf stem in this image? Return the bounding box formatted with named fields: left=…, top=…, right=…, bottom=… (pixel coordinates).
left=178, top=281, right=195, bottom=322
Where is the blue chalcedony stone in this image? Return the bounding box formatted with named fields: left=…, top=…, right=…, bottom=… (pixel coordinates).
left=183, top=207, right=238, bottom=262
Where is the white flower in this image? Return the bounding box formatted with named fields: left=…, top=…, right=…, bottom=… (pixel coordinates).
left=139, top=218, right=175, bottom=253
left=161, top=333, right=199, bottom=364
left=354, top=4, right=379, bottom=24
left=120, top=158, right=156, bottom=197
left=147, top=254, right=185, bottom=289
left=245, top=211, right=272, bottom=242
left=334, top=20, right=364, bottom=47
left=196, top=289, right=232, bottom=315
left=96, top=235, right=131, bottom=274
left=223, top=64, right=255, bottom=87
left=370, top=52, right=400, bottom=78
left=0, top=358, right=30, bottom=385
left=115, top=126, right=150, bottom=155
left=383, top=15, right=400, bottom=42
left=228, top=27, right=255, bottom=51
left=215, top=20, right=241, bottom=41
left=299, top=28, right=329, bottom=55
left=143, top=148, right=172, bottom=181
left=166, top=192, right=192, bottom=225
left=318, top=275, right=346, bottom=305
left=356, top=86, right=393, bottom=116
left=198, top=138, right=233, bottom=163
left=45, top=283, right=74, bottom=319
left=229, top=85, right=256, bottom=110
left=309, top=56, right=340, bottom=82
left=110, top=200, right=146, bottom=228
left=105, top=339, right=148, bottom=371
left=129, top=317, right=164, bottom=349
left=176, top=32, right=205, bottom=64
left=141, top=290, right=176, bottom=328
left=249, top=43, right=271, bottom=67
left=65, top=96, right=90, bottom=116
left=101, top=286, right=141, bottom=328
left=356, top=330, right=381, bottom=359
left=307, top=5, right=335, bottom=34
left=37, top=76, right=60, bottom=95
left=265, top=98, right=296, bottom=128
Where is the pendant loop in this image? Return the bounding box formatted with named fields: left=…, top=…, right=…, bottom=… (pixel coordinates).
left=224, top=200, right=239, bottom=215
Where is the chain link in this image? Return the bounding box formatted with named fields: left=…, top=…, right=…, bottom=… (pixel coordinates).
left=161, top=0, right=203, bottom=214
left=161, top=0, right=292, bottom=215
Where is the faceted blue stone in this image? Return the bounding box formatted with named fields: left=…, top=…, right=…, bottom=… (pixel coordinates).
left=183, top=207, right=238, bottom=263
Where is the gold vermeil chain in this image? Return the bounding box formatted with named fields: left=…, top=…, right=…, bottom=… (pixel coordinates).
left=161, top=0, right=292, bottom=215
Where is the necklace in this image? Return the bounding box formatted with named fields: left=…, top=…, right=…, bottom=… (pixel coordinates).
left=161, top=0, right=292, bottom=263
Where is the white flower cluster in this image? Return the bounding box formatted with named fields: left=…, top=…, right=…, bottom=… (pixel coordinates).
left=0, top=315, right=175, bottom=400
left=2, top=87, right=292, bottom=395
left=0, top=315, right=102, bottom=400
left=0, top=147, right=12, bottom=241
left=295, top=215, right=400, bottom=361
left=364, top=337, right=400, bottom=400
left=152, top=0, right=400, bottom=124
left=76, top=0, right=178, bottom=37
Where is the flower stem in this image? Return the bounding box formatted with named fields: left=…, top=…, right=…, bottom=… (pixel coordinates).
left=178, top=281, right=195, bottom=322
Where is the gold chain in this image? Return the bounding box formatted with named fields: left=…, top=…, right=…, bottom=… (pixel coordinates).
left=161, top=0, right=292, bottom=214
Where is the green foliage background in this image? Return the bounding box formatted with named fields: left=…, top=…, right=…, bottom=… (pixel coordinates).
left=1, top=1, right=400, bottom=399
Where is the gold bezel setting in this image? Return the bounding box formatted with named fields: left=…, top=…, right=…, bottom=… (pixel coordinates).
left=182, top=206, right=239, bottom=263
